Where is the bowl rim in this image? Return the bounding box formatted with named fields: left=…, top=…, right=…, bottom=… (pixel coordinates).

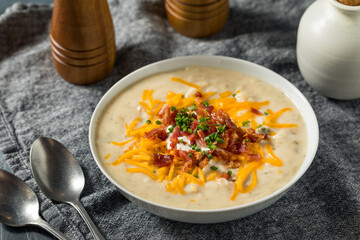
left=89, top=55, right=319, bottom=213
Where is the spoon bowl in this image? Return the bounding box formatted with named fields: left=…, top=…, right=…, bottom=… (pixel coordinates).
left=30, top=137, right=85, bottom=202
left=0, top=169, right=40, bottom=226
left=0, top=169, right=69, bottom=240
left=30, top=137, right=105, bottom=240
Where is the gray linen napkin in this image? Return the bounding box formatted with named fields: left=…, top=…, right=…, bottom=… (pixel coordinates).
left=0, top=0, right=359, bottom=239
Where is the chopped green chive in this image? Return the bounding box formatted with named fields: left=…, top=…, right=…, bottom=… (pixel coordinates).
left=259, top=126, right=271, bottom=134
left=190, top=104, right=196, bottom=111
left=155, top=120, right=161, bottom=125
left=264, top=112, right=269, bottom=115
left=216, top=124, right=226, bottom=134
left=216, top=138, right=225, bottom=144
left=179, top=139, right=184, bottom=144
left=210, top=166, right=218, bottom=171
left=202, top=101, right=209, bottom=107
left=208, top=143, right=217, bottom=150
left=190, top=143, right=197, bottom=150
left=146, top=120, right=151, bottom=124
left=170, top=106, right=176, bottom=111
left=207, top=154, right=213, bottom=159
left=245, top=139, right=249, bottom=142
left=242, top=120, right=250, bottom=127
left=188, top=152, right=194, bottom=157
left=227, top=170, right=232, bottom=176
left=167, top=126, right=175, bottom=134
left=232, top=93, right=236, bottom=97
left=188, top=129, right=193, bottom=134
left=193, top=174, right=199, bottom=178
left=199, top=117, right=210, bottom=122
left=175, top=108, right=196, bottom=133
left=196, top=148, right=201, bottom=152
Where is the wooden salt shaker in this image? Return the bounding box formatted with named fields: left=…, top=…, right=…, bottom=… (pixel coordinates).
left=165, top=0, right=229, bottom=38
left=50, top=0, right=116, bottom=85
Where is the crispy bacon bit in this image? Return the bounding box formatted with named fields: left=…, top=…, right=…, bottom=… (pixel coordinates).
left=157, top=131, right=168, bottom=141
left=197, top=129, right=207, bottom=139
left=251, top=108, right=263, bottom=115
left=169, top=109, right=178, bottom=125
left=215, top=109, right=242, bottom=133
left=187, top=134, right=198, bottom=145
left=205, top=105, right=214, bottom=113
left=245, top=129, right=265, bottom=143
left=179, top=150, right=192, bottom=162
left=208, top=125, right=217, bottom=134
left=195, top=91, right=203, bottom=97
left=226, top=161, right=242, bottom=168
left=225, top=118, right=238, bottom=130
left=169, top=126, right=181, bottom=141
left=153, top=153, right=174, bottom=167
left=198, top=102, right=214, bottom=113
left=190, top=120, right=199, bottom=130
left=247, top=134, right=258, bottom=143
left=145, top=127, right=167, bottom=141
left=170, top=140, right=177, bottom=149
left=220, top=172, right=231, bottom=180
left=182, top=160, right=192, bottom=172
left=217, top=134, right=228, bottom=149
left=174, top=150, right=180, bottom=157
left=158, top=104, right=171, bottom=124
left=198, top=138, right=207, bottom=147
left=196, top=108, right=207, bottom=118
left=212, top=150, right=221, bottom=158
left=238, top=143, right=248, bottom=153
left=218, top=149, right=232, bottom=160
left=226, top=130, right=240, bottom=153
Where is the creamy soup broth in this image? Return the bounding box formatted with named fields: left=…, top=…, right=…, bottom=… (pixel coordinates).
left=95, top=66, right=307, bottom=209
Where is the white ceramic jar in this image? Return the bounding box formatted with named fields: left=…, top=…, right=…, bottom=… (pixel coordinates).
left=297, top=0, right=360, bottom=100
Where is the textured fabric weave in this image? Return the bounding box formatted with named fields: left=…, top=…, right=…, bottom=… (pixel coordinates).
left=0, top=0, right=359, bottom=239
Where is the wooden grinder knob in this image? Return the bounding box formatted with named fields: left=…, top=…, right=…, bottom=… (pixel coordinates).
left=165, top=0, right=229, bottom=38
left=338, top=0, right=360, bottom=6
left=50, top=0, right=116, bottom=85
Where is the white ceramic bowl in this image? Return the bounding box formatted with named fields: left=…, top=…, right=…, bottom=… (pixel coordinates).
left=89, top=55, right=319, bottom=223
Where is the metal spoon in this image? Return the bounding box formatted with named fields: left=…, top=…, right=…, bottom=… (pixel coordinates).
left=0, top=169, right=70, bottom=240
left=30, top=137, right=105, bottom=240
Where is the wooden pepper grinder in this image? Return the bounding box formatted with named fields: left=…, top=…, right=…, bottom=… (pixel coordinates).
left=50, top=0, right=116, bottom=85
left=165, top=0, right=229, bottom=38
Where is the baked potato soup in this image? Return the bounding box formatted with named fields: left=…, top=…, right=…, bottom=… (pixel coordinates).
left=95, top=66, right=307, bottom=209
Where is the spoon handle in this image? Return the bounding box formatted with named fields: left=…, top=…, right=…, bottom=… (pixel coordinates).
left=36, top=218, right=71, bottom=240
left=70, top=199, right=105, bottom=240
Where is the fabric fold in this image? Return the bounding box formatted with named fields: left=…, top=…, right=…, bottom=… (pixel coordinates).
left=0, top=0, right=359, bottom=239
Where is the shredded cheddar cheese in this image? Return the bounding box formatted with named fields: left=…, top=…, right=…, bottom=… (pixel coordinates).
left=171, top=77, right=202, bottom=92
left=109, top=77, right=298, bottom=200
